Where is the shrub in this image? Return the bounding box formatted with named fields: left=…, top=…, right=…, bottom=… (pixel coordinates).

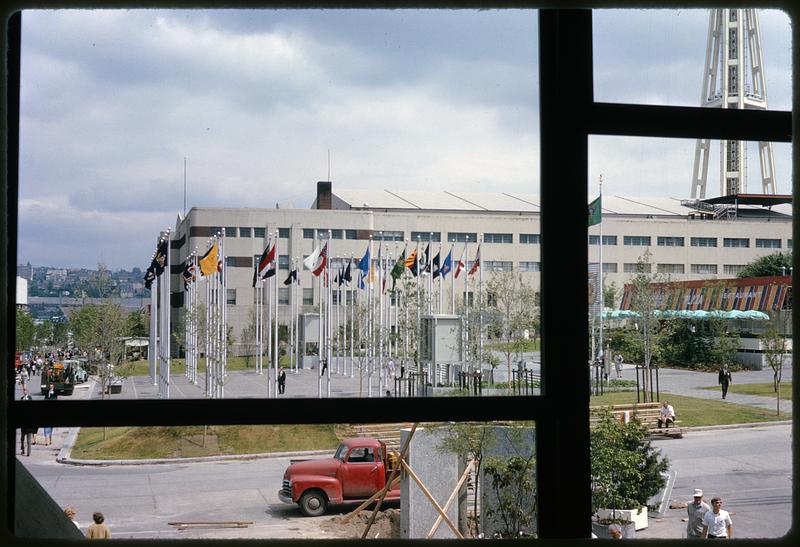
left=590, top=410, right=669, bottom=513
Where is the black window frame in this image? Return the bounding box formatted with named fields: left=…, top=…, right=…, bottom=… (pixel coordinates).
left=2, top=8, right=794, bottom=543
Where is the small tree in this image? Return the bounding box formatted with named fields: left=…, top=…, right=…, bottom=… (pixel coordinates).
left=485, top=270, right=538, bottom=391
left=628, top=251, right=664, bottom=402
left=604, top=280, right=619, bottom=309
left=438, top=423, right=493, bottom=537
left=483, top=454, right=537, bottom=538
left=761, top=313, right=789, bottom=415
left=591, top=411, right=669, bottom=515
left=16, top=307, right=35, bottom=351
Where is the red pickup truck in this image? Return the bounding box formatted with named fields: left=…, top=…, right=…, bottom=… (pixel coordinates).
left=278, top=437, right=400, bottom=516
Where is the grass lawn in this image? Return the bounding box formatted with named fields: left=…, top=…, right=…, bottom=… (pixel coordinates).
left=71, top=424, right=342, bottom=460
left=699, top=382, right=792, bottom=400
left=589, top=392, right=789, bottom=427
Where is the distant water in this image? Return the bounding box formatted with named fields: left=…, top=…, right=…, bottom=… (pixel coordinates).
left=27, top=296, right=149, bottom=310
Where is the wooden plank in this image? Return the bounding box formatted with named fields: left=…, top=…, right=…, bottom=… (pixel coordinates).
left=401, top=458, right=464, bottom=539
left=426, top=459, right=474, bottom=539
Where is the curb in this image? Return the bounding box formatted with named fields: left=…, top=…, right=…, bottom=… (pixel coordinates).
left=56, top=426, right=334, bottom=466
left=55, top=421, right=793, bottom=466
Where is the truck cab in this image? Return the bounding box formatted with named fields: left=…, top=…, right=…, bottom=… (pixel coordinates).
left=40, top=362, right=76, bottom=395
left=278, top=438, right=400, bottom=516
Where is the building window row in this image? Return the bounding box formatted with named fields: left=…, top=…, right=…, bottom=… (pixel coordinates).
left=691, top=264, right=718, bottom=275
left=589, top=235, right=617, bottom=245
left=411, top=231, right=441, bottom=242
left=691, top=237, right=717, bottom=247
left=520, top=233, right=541, bottom=244
left=623, top=235, right=651, bottom=246
left=483, top=233, right=513, bottom=244
left=657, top=263, right=685, bottom=274
left=657, top=236, right=684, bottom=247
left=723, top=237, right=749, bottom=248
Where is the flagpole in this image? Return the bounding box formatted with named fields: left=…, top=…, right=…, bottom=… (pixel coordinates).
left=221, top=228, right=227, bottom=399
left=271, top=230, right=278, bottom=398
left=464, top=237, right=469, bottom=367
left=327, top=230, right=332, bottom=398
left=598, top=174, right=605, bottom=372
left=478, top=233, right=483, bottom=383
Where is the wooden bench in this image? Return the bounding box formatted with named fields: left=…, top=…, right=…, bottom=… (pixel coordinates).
left=590, top=402, right=683, bottom=439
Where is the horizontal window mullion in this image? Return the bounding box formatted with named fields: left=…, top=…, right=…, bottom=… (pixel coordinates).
left=590, top=102, right=792, bottom=142
left=9, top=397, right=551, bottom=428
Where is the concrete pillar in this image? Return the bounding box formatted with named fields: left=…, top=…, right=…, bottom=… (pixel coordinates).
left=400, top=427, right=460, bottom=538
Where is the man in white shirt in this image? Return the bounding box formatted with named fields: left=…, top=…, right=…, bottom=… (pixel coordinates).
left=657, top=400, right=676, bottom=428
left=701, top=498, right=733, bottom=539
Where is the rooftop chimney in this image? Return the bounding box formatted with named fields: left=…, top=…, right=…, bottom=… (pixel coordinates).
left=316, top=181, right=332, bottom=209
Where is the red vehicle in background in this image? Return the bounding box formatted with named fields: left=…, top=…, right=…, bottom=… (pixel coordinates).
left=278, top=437, right=400, bottom=516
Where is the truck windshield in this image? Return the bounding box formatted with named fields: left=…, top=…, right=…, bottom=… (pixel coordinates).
left=334, top=444, right=348, bottom=461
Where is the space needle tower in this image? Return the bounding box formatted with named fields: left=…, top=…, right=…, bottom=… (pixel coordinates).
left=690, top=9, right=777, bottom=198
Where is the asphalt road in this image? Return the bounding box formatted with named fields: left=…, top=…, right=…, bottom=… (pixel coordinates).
left=19, top=422, right=791, bottom=540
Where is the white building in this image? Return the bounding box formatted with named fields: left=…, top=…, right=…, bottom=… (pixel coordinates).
left=169, top=182, right=791, bottom=349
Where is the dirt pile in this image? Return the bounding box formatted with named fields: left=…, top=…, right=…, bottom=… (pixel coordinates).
left=320, top=508, right=400, bottom=539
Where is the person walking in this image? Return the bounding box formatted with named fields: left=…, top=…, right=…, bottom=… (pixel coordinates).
left=43, top=382, right=57, bottom=445
left=718, top=364, right=732, bottom=399
left=278, top=369, right=286, bottom=394
left=86, top=511, right=111, bottom=539
left=686, top=489, right=711, bottom=539
left=19, top=390, right=36, bottom=456
left=614, top=353, right=624, bottom=378
left=701, top=497, right=733, bottom=539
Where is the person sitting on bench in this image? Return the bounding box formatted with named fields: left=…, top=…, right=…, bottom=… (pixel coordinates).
left=657, top=400, right=675, bottom=428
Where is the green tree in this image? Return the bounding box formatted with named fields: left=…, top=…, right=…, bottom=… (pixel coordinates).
left=485, top=270, right=538, bottom=390
left=69, top=302, right=131, bottom=400
left=16, top=308, right=35, bottom=351
left=83, top=262, right=115, bottom=298
left=628, top=251, right=664, bottom=401
left=603, top=280, right=619, bottom=309
left=761, top=313, right=789, bottom=415
left=737, top=252, right=792, bottom=278
left=124, top=308, right=148, bottom=337
left=591, top=411, right=669, bottom=514
left=483, top=454, right=537, bottom=538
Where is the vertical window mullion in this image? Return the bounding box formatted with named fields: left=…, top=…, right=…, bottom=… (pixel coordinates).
left=538, top=8, right=593, bottom=539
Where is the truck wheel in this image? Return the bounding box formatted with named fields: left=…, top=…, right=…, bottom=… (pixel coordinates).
left=299, top=490, right=327, bottom=517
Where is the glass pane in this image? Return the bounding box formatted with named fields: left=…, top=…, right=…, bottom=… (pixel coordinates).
left=16, top=419, right=537, bottom=539
left=594, top=9, right=791, bottom=110
left=588, top=135, right=792, bottom=539
left=18, top=8, right=541, bottom=401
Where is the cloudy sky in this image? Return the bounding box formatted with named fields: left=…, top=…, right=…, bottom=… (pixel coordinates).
left=17, top=9, right=792, bottom=270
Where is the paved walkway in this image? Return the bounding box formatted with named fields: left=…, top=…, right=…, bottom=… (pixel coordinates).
left=647, top=362, right=792, bottom=414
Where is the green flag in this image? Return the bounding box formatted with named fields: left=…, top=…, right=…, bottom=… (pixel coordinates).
left=588, top=195, right=602, bottom=226
left=390, top=250, right=406, bottom=289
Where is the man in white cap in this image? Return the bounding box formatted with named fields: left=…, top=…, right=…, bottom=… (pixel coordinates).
left=687, top=488, right=711, bottom=539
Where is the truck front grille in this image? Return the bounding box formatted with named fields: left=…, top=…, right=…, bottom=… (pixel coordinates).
left=282, top=480, right=292, bottom=498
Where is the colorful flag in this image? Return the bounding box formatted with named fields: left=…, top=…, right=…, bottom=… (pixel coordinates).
left=283, top=269, right=298, bottom=286
left=390, top=250, right=406, bottom=289
left=182, top=261, right=195, bottom=290
left=303, top=242, right=328, bottom=277
left=144, top=265, right=156, bottom=289
left=439, top=249, right=452, bottom=279
left=454, top=247, right=467, bottom=279
left=152, top=239, right=168, bottom=276
left=199, top=242, right=219, bottom=276
left=405, top=247, right=418, bottom=277
left=588, top=195, right=602, bottom=226
left=468, top=244, right=481, bottom=276
left=431, top=251, right=441, bottom=278
left=358, top=270, right=365, bottom=290
left=421, top=243, right=431, bottom=274
left=358, top=245, right=371, bottom=275
left=252, top=239, right=276, bottom=286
